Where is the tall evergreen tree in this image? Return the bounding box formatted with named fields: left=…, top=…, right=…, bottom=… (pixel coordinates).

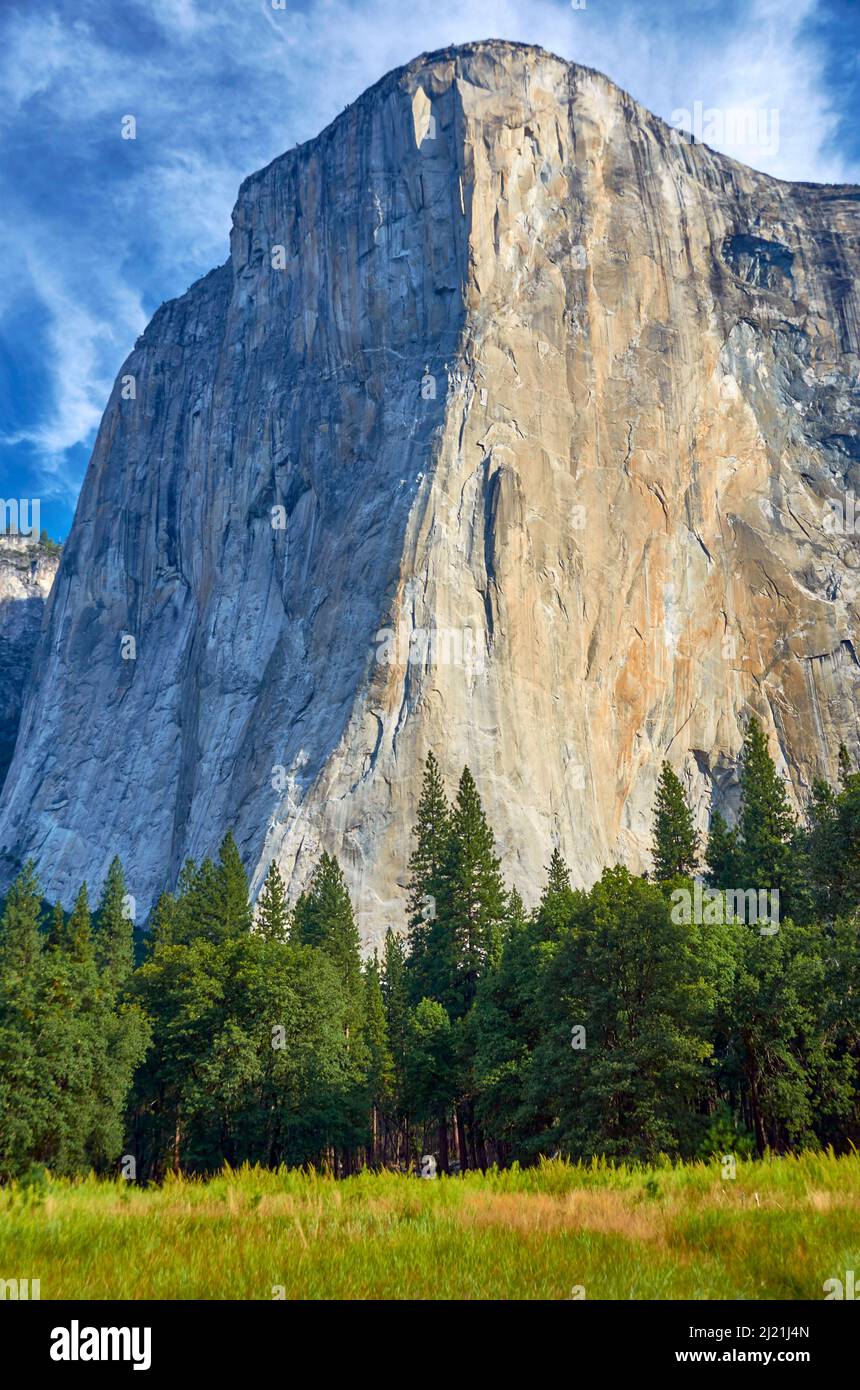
left=651, top=761, right=698, bottom=880
left=473, top=886, right=555, bottom=1161
left=736, top=718, right=810, bottom=920
left=148, top=891, right=177, bottom=953
left=66, top=883, right=95, bottom=965
left=47, top=900, right=66, bottom=949
left=173, top=835, right=252, bottom=943
left=292, top=854, right=365, bottom=1038
left=0, top=862, right=48, bottom=1178
left=704, top=810, right=741, bottom=889
left=95, top=857, right=134, bottom=989
left=404, top=752, right=450, bottom=1004
left=363, top=955, right=394, bottom=1163
left=216, top=831, right=253, bottom=935
left=533, top=852, right=576, bottom=942
left=737, top=719, right=795, bottom=878
left=257, top=861, right=289, bottom=942
left=381, top=929, right=408, bottom=1079
left=807, top=758, right=860, bottom=919
left=439, top=766, right=506, bottom=1019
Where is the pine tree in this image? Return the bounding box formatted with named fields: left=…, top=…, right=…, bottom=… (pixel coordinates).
left=66, top=883, right=95, bottom=965
left=403, top=998, right=456, bottom=1171
left=381, top=928, right=408, bottom=1077
left=0, top=862, right=48, bottom=1179
left=292, top=853, right=365, bottom=1035
left=807, top=758, right=860, bottom=919
left=95, top=857, right=134, bottom=988
left=0, top=860, right=43, bottom=994
left=535, top=851, right=576, bottom=940
left=148, top=892, right=177, bottom=953
left=439, top=767, right=506, bottom=1019
left=257, top=861, right=289, bottom=941
left=545, top=849, right=571, bottom=896
left=651, top=761, right=698, bottom=880
left=736, top=718, right=809, bottom=919
left=473, top=883, right=554, bottom=1161
left=363, top=955, right=394, bottom=1163
left=704, top=810, right=740, bottom=889
left=215, top=831, right=253, bottom=936
left=172, top=834, right=252, bottom=942
left=404, top=751, right=450, bottom=1004
left=47, top=901, right=66, bottom=949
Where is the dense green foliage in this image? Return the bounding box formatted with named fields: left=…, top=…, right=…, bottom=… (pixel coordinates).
left=0, top=720, right=859, bottom=1181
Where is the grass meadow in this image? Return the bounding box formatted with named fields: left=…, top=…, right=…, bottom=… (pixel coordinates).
left=2, top=1152, right=858, bottom=1300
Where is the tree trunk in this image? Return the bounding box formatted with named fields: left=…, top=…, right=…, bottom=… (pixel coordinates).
left=437, top=1113, right=450, bottom=1174
left=455, top=1104, right=469, bottom=1171
left=172, top=1112, right=181, bottom=1176
left=745, top=1049, right=767, bottom=1156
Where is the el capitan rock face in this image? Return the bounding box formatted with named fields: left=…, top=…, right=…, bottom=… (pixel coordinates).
left=1, top=40, right=859, bottom=944
left=0, top=535, right=60, bottom=793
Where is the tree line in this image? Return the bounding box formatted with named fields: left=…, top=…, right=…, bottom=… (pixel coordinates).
left=0, top=717, right=858, bottom=1182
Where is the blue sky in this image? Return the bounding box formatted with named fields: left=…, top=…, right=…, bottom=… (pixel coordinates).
left=1, top=0, right=858, bottom=540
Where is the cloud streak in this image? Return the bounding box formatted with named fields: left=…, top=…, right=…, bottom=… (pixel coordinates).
left=0, top=0, right=857, bottom=533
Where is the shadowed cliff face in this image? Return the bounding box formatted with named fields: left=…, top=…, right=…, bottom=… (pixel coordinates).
left=1, top=40, right=859, bottom=943
left=0, top=537, right=60, bottom=791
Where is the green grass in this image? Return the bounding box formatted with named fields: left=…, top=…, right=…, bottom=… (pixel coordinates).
left=2, top=1153, right=858, bottom=1299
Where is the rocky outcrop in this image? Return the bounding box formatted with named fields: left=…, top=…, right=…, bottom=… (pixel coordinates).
left=0, top=536, right=60, bottom=792
left=1, top=40, right=859, bottom=944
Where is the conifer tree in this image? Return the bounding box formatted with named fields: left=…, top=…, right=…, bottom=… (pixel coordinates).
left=381, top=928, right=408, bottom=1078
left=704, top=810, right=740, bottom=889
left=47, top=900, right=66, bottom=949
left=363, top=955, right=394, bottom=1163
left=0, top=860, right=43, bottom=996
left=174, top=834, right=252, bottom=942
left=807, top=778, right=841, bottom=917
left=148, top=891, right=177, bottom=953
left=257, top=861, right=289, bottom=942
left=0, top=862, right=47, bottom=1178
left=439, top=767, right=506, bottom=1019
left=215, top=831, right=253, bottom=936
left=535, top=850, right=576, bottom=940
left=545, top=848, right=571, bottom=896
left=404, top=998, right=456, bottom=1172
left=471, top=882, right=545, bottom=1163
left=736, top=718, right=810, bottom=920
left=95, top=857, right=134, bottom=988
left=404, top=751, right=450, bottom=1004
left=651, top=761, right=698, bottom=880
left=66, top=883, right=95, bottom=966
left=737, top=720, right=795, bottom=876
left=292, top=853, right=365, bottom=1034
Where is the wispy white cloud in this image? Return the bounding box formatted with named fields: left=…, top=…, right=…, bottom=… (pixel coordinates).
left=0, top=0, right=856, bottom=512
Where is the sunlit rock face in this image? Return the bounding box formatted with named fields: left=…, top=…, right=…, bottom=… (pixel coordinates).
left=1, top=40, right=859, bottom=945
left=0, top=536, right=60, bottom=793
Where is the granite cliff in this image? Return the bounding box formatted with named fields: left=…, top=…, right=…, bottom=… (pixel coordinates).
left=0, top=535, right=60, bottom=793
left=1, top=41, right=859, bottom=943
